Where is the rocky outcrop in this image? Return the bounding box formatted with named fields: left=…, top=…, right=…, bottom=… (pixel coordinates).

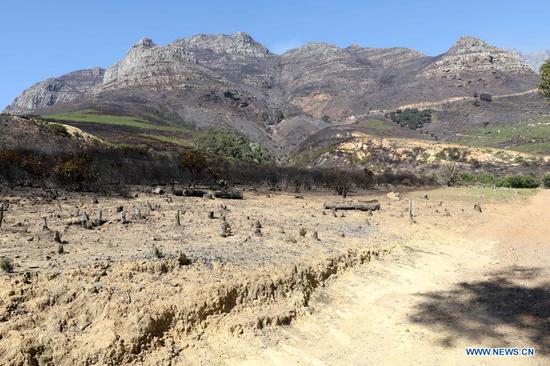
left=5, top=68, right=104, bottom=114
left=422, top=36, right=533, bottom=79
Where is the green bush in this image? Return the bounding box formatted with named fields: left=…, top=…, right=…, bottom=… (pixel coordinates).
left=179, top=150, right=209, bottom=187
left=194, top=128, right=272, bottom=164
left=540, top=60, right=550, bottom=98
left=495, top=175, right=540, bottom=188
left=479, top=94, right=493, bottom=102
left=458, top=172, right=496, bottom=186
left=476, top=173, right=496, bottom=186
left=544, top=174, right=550, bottom=188
left=388, top=109, right=432, bottom=130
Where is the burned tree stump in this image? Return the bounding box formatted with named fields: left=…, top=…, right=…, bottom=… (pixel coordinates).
left=42, top=217, right=49, bottom=231
left=0, top=203, right=3, bottom=230
left=120, top=212, right=129, bottom=225
left=95, top=209, right=104, bottom=227
left=176, top=210, right=181, bottom=226
left=220, top=221, right=232, bottom=237
left=178, top=252, right=192, bottom=266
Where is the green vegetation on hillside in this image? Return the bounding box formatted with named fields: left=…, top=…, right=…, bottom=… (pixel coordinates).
left=458, top=172, right=543, bottom=189
left=292, top=145, right=336, bottom=168
left=388, top=109, right=432, bottom=130
left=46, top=110, right=185, bottom=132
left=456, top=117, right=550, bottom=155
left=495, top=175, right=540, bottom=188
left=193, top=128, right=272, bottom=164
left=140, top=134, right=194, bottom=147
left=354, top=119, right=393, bottom=130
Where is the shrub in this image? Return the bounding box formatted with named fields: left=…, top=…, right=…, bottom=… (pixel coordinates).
left=540, top=59, right=550, bottom=98
left=476, top=173, right=496, bottom=186
left=458, top=172, right=496, bottom=186
left=179, top=150, right=209, bottom=187
left=479, top=94, right=493, bottom=102
left=0, top=257, right=13, bottom=273
left=544, top=174, right=550, bottom=188
left=322, top=115, right=331, bottom=123
left=495, top=175, right=540, bottom=189
left=193, top=128, right=272, bottom=164
left=0, top=149, right=46, bottom=183
left=439, top=163, right=461, bottom=186
left=388, top=109, right=432, bottom=130
left=54, top=156, right=96, bottom=190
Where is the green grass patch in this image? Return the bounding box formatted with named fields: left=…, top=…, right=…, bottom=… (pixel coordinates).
left=45, top=110, right=185, bottom=132
left=457, top=117, right=550, bottom=155
left=354, top=119, right=393, bottom=130
left=293, top=145, right=336, bottom=167
left=419, top=187, right=538, bottom=203
left=141, top=134, right=194, bottom=147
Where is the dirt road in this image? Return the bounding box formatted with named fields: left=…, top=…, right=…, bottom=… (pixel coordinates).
left=214, top=190, right=550, bottom=365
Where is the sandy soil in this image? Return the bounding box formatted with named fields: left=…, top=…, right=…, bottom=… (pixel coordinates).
left=0, top=187, right=548, bottom=365
left=206, top=189, right=550, bottom=366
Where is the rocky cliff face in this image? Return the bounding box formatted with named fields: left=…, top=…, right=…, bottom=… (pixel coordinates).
left=5, top=68, right=104, bottom=114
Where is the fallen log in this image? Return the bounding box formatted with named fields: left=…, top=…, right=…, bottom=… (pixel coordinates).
left=183, top=189, right=207, bottom=197
left=214, top=190, right=243, bottom=200
left=324, top=200, right=380, bottom=211
left=172, top=188, right=184, bottom=197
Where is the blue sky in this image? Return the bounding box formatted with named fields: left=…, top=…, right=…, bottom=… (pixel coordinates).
left=1, top=0, right=549, bottom=109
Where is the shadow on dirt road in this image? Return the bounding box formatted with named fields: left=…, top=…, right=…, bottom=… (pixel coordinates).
left=409, top=266, right=550, bottom=354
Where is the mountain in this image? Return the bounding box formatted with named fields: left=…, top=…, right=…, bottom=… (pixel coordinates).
left=4, top=33, right=549, bottom=159
left=522, top=50, right=550, bottom=73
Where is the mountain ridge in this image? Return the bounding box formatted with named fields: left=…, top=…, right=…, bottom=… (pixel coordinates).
left=4, top=32, right=548, bottom=160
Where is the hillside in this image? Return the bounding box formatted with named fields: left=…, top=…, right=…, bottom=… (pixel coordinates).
left=0, top=114, right=102, bottom=153
left=4, top=33, right=550, bottom=161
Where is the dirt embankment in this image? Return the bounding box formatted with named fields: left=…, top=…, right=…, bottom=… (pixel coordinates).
left=0, top=190, right=393, bottom=365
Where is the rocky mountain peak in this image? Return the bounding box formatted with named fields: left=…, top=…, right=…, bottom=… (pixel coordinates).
left=449, top=36, right=492, bottom=53
left=423, top=36, right=533, bottom=78
left=282, top=42, right=341, bottom=58
left=132, top=37, right=156, bottom=49
left=171, top=32, right=270, bottom=58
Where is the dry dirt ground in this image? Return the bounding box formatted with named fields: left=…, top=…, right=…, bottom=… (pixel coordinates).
left=0, top=187, right=548, bottom=365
